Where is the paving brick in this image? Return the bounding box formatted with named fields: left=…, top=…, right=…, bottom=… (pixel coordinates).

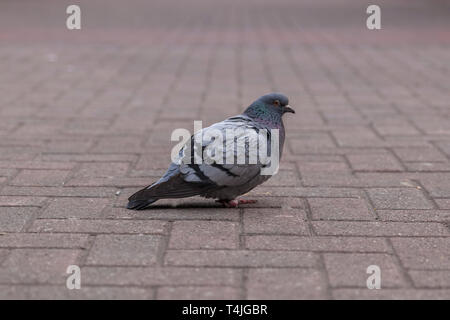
left=66, top=177, right=152, bottom=188
left=391, top=238, right=450, bottom=269
left=245, top=235, right=390, bottom=252
left=0, top=233, right=89, bottom=248
left=43, top=140, right=93, bottom=154
left=247, top=268, right=328, bottom=299
left=373, top=122, right=420, bottom=136
left=11, top=170, right=71, bottom=186
left=106, top=207, right=241, bottom=221
left=405, top=162, right=450, bottom=172
left=313, top=221, right=449, bottom=237
left=0, top=285, right=155, bottom=300
left=393, top=147, right=448, bottom=162
left=436, top=199, right=450, bottom=209
left=243, top=208, right=309, bottom=235
left=333, top=289, right=450, bottom=300
left=0, top=169, right=18, bottom=177
left=332, top=127, right=383, bottom=148
left=289, top=133, right=336, bottom=154
left=157, top=286, right=241, bottom=299
left=165, top=250, right=318, bottom=267
left=86, top=235, right=163, bottom=266
left=0, top=249, right=9, bottom=264
left=39, top=154, right=137, bottom=162
left=82, top=267, right=241, bottom=286
left=308, top=197, right=373, bottom=220
left=263, top=170, right=301, bottom=187
left=41, top=198, right=111, bottom=218
left=0, top=161, right=75, bottom=170
left=0, top=196, right=47, bottom=207
left=0, top=207, right=37, bottom=232
left=323, top=253, right=407, bottom=288
left=169, top=221, right=238, bottom=249
left=419, top=174, right=450, bottom=197
left=367, top=188, right=434, bottom=209
left=74, top=162, right=130, bottom=178
left=0, top=249, right=81, bottom=284
left=0, top=186, right=117, bottom=198
left=377, top=210, right=450, bottom=222
left=30, top=219, right=167, bottom=235
left=347, top=153, right=403, bottom=172
left=409, top=270, right=450, bottom=288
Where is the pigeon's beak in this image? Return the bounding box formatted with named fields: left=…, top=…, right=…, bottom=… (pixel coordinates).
left=283, top=105, right=295, bottom=114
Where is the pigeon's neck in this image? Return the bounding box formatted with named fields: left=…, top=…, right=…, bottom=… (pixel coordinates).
left=243, top=103, right=283, bottom=129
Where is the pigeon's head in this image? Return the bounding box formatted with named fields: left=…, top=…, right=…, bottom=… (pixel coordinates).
left=247, top=93, right=294, bottom=118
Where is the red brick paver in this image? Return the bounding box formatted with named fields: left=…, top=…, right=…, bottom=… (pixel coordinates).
left=0, top=0, right=449, bottom=299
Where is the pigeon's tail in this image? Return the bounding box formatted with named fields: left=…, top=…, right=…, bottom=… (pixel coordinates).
left=127, top=198, right=158, bottom=210
left=127, top=173, right=213, bottom=210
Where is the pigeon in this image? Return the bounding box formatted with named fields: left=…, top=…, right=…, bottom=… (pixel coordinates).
left=127, top=93, right=294, bottom=210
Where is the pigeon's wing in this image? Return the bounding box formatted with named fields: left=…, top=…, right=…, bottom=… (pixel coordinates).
left=128, top=115, right=272, bottom=208
left=127, top=154, right=215, bottom=204
left=179, top=115, right=271, bottom=188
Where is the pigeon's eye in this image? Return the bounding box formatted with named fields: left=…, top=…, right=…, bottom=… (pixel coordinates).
left=273, top=100, right=280, bottom=107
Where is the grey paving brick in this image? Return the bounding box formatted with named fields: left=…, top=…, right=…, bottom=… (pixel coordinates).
left=377, top=210, right=450, bottom=222
left=313, top=221, right=449, bottom=237
left=0, top=285, right=155, bottom=300
left=82, top=267, right=241, bottom=286
left=347, top=153, right=403, bottom=172
left=11, top=170, right=71, bottom=187
left=436, top=199, right=450, bottom=209
left=245, top=235, right=390, bottom=252
left=333, top=289, right=450, bottom=300
left=30, top=219, right=167, bottom=235
left=323, top=253, right=408, bottom=288
left=308, top=197, right=373, bottom=221
left=391, top=238, right=450, bottom=269
left=0, top=249, right=81, bottom=284
left=247, top=268, right=328, bottom=299
left=157, top=286, right=241, bottom=299
left=243, top=208, right=309, bottom=235
left=0, top=207, right=37, bottom=232
left=0, top=196, right=47, bottom=207
left=106, top=207, right=241, bottom=221
left=169, top=221, right=239, bottom=249
left=41, top=198, right=111, bottom=218
left=165, top=250, right=318, bottom=268
left=0, top=233, right=89, bottom=248
left=393, top=147, right=448, bottom=162
left=367, top=188, right=434, bottom=209
left=86, top=235, right=163, bottom=266
left=409, top=270, right=450, bottom=288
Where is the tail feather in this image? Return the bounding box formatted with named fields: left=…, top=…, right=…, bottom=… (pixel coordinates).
left=127, top=198, right=158, bottom=210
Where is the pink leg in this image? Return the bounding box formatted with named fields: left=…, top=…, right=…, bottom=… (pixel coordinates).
left=238, top=199, right=258, bottom=205
left=216, top=199, right=239, bottom=208
left=216, top=199, right=257, bottom=208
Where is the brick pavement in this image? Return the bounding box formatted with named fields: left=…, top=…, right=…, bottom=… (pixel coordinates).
left=0, top=0, right=449, bottom=299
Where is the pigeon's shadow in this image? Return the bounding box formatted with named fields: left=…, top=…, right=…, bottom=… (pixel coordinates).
left=133, top=202, right=228, bottom=210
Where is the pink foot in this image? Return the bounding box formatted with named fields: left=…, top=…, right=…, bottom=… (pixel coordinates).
left=216, top=199, right=257, bottom=208
left=238, top=199, right=257, bottom=205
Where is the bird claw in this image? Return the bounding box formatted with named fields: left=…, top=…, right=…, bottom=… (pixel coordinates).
left=216, top=199, right=257, bottom=208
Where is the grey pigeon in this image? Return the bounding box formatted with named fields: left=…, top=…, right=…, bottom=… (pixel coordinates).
left=127, top=93, right=294, bottom=210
